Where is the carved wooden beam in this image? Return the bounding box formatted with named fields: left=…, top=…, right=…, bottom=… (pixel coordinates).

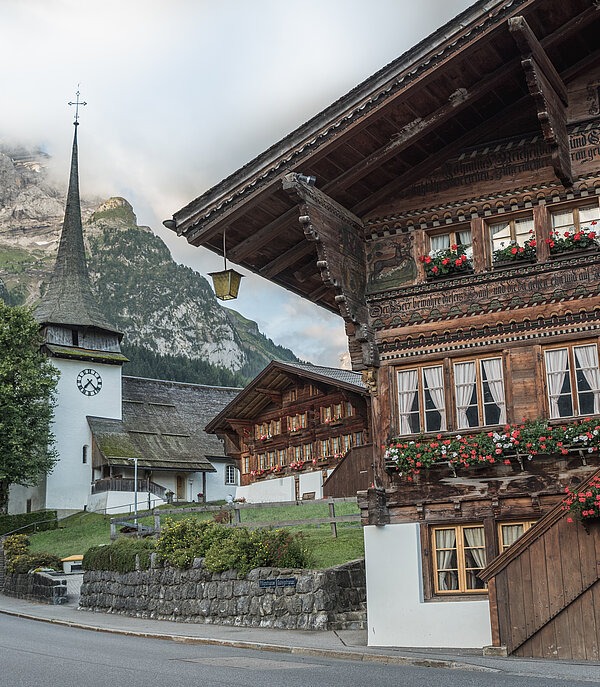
left=508, top=15, right=571, bottom=187
left=229, top=206, right=298, bottom=262
left=255, top=388, right=283, bottom=403
left=282, top=173, right=378, bottom=371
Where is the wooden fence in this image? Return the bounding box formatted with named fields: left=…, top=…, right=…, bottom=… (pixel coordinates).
left=110, top=497, right=360, bottom=540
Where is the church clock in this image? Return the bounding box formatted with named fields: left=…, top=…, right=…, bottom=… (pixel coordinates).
left=76, top=368, right=102, bottom=396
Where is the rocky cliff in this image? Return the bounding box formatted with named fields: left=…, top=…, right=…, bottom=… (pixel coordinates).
left=0, top=147, right=298, bottom=385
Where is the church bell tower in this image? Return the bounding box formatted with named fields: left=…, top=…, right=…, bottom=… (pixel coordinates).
left=34, top=93, right=127, bottom=512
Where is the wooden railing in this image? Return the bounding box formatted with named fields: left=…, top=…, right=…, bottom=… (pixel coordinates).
left=92, top=478, right=166, bottom=499
left=110, top=496, right=360, bottom=540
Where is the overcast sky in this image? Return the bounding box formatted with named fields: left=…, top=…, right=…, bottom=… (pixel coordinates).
left=2, top=0, right=474, bottom=366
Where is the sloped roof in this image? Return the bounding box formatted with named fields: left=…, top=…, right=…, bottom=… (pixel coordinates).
left=35, top=126, right=120, bottom=336
left=88, top=375, right=241, bottom=471
left=206, top=359, right=367, bottom=433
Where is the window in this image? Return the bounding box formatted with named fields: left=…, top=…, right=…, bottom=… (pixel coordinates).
left=271, top=419, right=281, bottom=436
left=345, top=402, right=354, bottom=417
left=354, top=431, right=364, bottom=446
left=267, top=451, right=275, bottom=467
left=225, top=465, right=237, bottom=485
left=454, top=358, right=506, bottom=429
left=288, top=413, right=307, bottom=431
left=397, top=365, right=446, bottom=434
left=430, top=229, right=472, bottom=259
left=343, top=434, right=352, bottom=452
left=544, top=344, right=600, bottom=419
left=288, top=389, right=297, bottom=403
left=242, top=456, right=250, bottom=473
left=551, top=204, right=600, bottom=238
left=82, top=445, right=88, bottom=464
left=489, top=215, right=534, bottom=252
left=332, top=436, right=342, bottom=455
left=303, top=443, right=312, bottom=459
left=277, top=449, right=286, bottom=466
left=432, top=525, right=487, bottom=594
left=258, top=453, right=266, bottom=469
left=255, top=422, right=270, bottom=440
left=309, top=384, right=320, bottom=397
left=319, top=439, right=330, bottom=457
left=498, top=521, right=537, bottom=553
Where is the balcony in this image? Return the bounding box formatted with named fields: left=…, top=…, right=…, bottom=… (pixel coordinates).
left=91, top=477, right=166, bottom=500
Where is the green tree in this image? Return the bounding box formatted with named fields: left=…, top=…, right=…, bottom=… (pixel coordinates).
left=0, top=303, right=58, bottom=513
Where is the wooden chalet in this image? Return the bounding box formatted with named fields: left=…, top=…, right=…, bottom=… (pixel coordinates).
left=205, top=360, right=370, bottom=502
left=168, top=0, right=600, bottom=652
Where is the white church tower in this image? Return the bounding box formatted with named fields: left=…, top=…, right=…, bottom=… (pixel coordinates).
left=31, top=100, right=126, bottom=513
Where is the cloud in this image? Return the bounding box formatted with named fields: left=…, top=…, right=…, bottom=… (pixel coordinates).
left=1, top=0, right=474, bottom=367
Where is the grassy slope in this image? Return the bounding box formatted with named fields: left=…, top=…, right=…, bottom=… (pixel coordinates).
left=28, top=502, right=364, bottom=569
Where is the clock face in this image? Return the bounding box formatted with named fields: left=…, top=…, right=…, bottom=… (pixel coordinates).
left=76, top=368, right=102, bottom=396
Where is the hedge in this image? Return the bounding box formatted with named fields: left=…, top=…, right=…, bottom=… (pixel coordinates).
left=83, top=538, right=155, bottom=573
left=0, top=510, right=58, bottom=536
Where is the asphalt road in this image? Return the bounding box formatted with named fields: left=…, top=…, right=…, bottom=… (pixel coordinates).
left=0, top=614, right=593, bottom=687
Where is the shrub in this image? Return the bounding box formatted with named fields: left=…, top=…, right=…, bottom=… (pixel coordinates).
left=82, top=537, right=155, bottom=573
left=155, top=518, right=233, bottom=568
left=204, top=527, right=313, bottom=576
left=0, top=511, right=57, bottom=536
left=7, top=552, right=62, bottom=574
left=3, top=533, right=30, bottom=560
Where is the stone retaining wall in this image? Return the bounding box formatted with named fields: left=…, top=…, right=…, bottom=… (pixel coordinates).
left=3, top=570, right=68, bottom=605
left=80, top=557, right=366, bottom=630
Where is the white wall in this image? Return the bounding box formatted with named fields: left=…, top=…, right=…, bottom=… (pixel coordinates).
left=205, top=462, right=238, bottom=502
left=7, top=480, right=47, bottom=516
left=87, top=490, right=164, bottom=514
left=46, top=358, right=122, bottom=511
left=235, top=475, right=295, bottom=503
left=364, top=523, right=492, bottom=649
left=299, top=470, right=325, bottom=499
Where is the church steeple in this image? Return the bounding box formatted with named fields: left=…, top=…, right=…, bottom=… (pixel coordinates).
left=35, top=100, right=120, bottom=339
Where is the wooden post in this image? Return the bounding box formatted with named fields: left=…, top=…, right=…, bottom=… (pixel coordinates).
left=234, top=505, right=241, bottom=527
left=329, top=500, right=337, bottom=539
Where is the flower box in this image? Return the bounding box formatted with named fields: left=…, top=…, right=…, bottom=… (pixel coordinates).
left=493, top=256, right=535, bottom=270
left=425, top=266, right=473, bottom=282
left=546, top=225, right=599, bottom=255
left=548, top=247, right=599, bottom=261
left=420, top=244, right=473, bottom=280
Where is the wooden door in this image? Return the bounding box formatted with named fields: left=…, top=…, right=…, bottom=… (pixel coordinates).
left=176, top=475, right=185, bottom=500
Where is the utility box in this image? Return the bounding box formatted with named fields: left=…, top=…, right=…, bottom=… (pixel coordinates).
left=61, top=555, right=83, bottom=573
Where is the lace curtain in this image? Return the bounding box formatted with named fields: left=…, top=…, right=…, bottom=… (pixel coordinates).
left=481, top=358, right=506, bottom=425
left=423, top=366, right=446, bottom=431
left=455, top=362, right=476, bottom=429
left=463, top=527, right=486, bottom=569
left=435, top=529, right=458, bottom=591
left=501, top=524, right=524, bottom=550
left=398, top=369, right=418, bottom=434
left=575, top=345, right=600, bottom=414
left=545, top=348, right=569, bottom=418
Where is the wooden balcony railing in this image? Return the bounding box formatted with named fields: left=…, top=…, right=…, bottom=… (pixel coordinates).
left=91, top=477, right=166, bottom=500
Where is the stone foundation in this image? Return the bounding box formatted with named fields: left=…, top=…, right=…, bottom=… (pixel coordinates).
left=80, top=557, right=366, bottom=630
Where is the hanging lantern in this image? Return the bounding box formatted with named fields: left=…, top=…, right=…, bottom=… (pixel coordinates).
left=209, top=228, right=243, bottom=300
left=209, top=267, right=243, bottom=300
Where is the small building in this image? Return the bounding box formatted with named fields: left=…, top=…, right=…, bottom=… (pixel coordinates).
left=205, top=361, right=370, bottom=502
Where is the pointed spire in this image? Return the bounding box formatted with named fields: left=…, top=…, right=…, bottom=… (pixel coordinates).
left=35, top=118, right=119, bottom=336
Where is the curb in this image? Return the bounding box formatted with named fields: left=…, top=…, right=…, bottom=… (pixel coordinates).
left=0, top=608, right=494, bottom=672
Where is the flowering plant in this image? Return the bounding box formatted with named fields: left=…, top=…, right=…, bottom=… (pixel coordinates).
left=270, top=464, right=283, bottom=473
left=562, top=476, right=600, bottom=522
left=493, top=238, right=536, bottom=263
left=385, top=418, right=600, bottom=479
left=289, top=460, right=306, bottom=471
left=250, top=468, right=268, bottom=478
left=419, top=244, right=471, bottom=279
left=259, top=433, right=272, bottom=441
left=546, top=223, right=599, bottom=254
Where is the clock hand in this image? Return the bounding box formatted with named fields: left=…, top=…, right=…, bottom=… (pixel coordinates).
left=83, top=379, right=96, bottom=391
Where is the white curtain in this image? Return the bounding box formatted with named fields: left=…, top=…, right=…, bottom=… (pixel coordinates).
left=575, top=345, right=600, bottom=414
left=457, top=230, right=473, bottom=259
left=431, top=234, right=450, bottom=251
left=463, top=527, right=486, bottom=569
left=545, top=348, right=569, bottom=418
left=424, top=366, right=446, bottom=431
left=398, top=369, right=418, bottom=434
left=501, top=524, right=524, bottom=550
left=481, top=358, right=506, bottom=425
left=435, top=529, right=458, bottom=591
left=455, top=362, right=477, bottom=429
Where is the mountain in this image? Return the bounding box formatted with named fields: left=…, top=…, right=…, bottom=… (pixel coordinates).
left=0, top=147, right=299, bottom=386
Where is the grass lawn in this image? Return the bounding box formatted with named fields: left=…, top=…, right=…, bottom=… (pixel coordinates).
left=28, top=501, right=365, bottom=568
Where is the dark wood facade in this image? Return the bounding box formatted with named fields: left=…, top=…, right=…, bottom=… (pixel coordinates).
left=171, top=0, right=600, bottom=650
left=205, top=361, right=369, bottom=491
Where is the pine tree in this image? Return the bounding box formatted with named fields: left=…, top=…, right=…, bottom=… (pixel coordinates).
left=0, top=303, right=58, bottom=513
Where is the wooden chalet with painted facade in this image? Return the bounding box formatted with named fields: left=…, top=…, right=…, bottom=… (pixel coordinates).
left=168, top=0, right=600, bottom=655
left=205, top=361, right=370, bottom=502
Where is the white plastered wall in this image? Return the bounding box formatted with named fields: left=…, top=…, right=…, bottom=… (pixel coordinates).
left=87, top=490, right=165, bottom=514
left=364, top=523, right=492, bottom=648
left=45, top=358, right=122, bottom=511
left=235, top=475, right=295, bottom=503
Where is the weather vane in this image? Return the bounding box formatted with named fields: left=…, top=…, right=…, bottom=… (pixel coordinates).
left=68, top=87, right=87, bottom=125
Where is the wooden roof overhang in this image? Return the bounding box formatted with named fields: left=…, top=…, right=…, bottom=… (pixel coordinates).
left=169, top=0, right=600, bottom=315
left=205, top=360, right=368, bottom=435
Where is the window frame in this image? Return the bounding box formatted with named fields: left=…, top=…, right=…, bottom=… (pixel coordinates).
left=428, top=227, right=472, bottom=253
left=452, top=356, right=506, bottom=430
left=497, top=520, right=537, bottom=553
left=550, top=203, right=600, bottom=238
left=431, top=524, right=488, bottom=595
left=395, top=363, right=447, bottom=435
left=225, top=464, right=237, bottom=485
left=543, top=342, right=600, bottom=419
left=488, top=213, right=534, bottom=253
